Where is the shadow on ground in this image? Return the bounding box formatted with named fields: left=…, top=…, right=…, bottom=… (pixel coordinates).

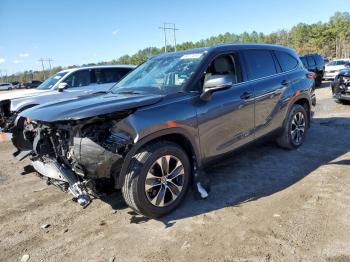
left=101, top=116, right=350, bottom=226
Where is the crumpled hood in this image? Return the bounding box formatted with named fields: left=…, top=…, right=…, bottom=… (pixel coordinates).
left=20, top=92, right=163, bottom=122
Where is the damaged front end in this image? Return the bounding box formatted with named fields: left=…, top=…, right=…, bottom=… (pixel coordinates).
left=13, top=111, right=133, bottom=207
left=332, top=70, right=350, bottom=101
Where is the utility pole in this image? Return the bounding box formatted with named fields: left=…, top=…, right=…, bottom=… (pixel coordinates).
left=46, top=58, right=53, bottom=71
left=38, top=58, right=46, bottom=80
left=159, top=23, right=179, bottom=52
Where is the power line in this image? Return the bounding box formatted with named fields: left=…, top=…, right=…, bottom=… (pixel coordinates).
left=159, top=23, right=179, bottom=52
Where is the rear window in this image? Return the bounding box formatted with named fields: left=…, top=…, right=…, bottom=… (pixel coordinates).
left=314, top=55, right=324, bottom=66
left=300, top=56, right=308, bottom=67
left=95, top=68, right=132, bottom=84
left=243, top=50, right=277, bottom=80
left=306, top=56, right=316, bottom=66
left=275, top=51, right=299, bottom=72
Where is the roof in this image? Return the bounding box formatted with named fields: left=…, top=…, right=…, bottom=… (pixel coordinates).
left=154, top=43, right=296, bottom=59
left=59, top=64, right=136, bottom=73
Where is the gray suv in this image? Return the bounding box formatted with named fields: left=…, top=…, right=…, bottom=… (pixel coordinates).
left=13, top=44, right=315, bottom=218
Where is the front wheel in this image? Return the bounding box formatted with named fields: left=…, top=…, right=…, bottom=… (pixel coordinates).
left=276, top=104, right=309, bottom=149
left=122, top=141, right=191, bottom=218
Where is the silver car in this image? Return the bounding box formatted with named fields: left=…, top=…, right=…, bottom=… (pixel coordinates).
left=0, top=65, right=135, bottom=131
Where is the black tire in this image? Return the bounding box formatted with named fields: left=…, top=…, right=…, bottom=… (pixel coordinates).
left=122, top=141, right=191, bottom=218
left=315, top=77, right=322, bottom=87
left=276, top=104, right=309, bottom=149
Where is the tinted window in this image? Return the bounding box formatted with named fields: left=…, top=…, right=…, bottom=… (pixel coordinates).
left=275, top=51, right=299, bottom=72
left=243, top=50, right=277, bottom=80
left=95, top=68, right=132, bottom=84
left=64, top=70, right=91, bottom=88
left=300, top=56, right=308, bottom=67
left=306, top=56, right=316, bottom=66
left=314, top=55, right=324, bottom=66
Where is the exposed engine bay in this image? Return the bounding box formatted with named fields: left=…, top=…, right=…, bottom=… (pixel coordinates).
left=13, top=111, right=133, bottom=207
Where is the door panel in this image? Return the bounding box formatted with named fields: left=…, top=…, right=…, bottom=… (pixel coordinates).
left=251, top=75, right=287, bottom=137
left=197, top=82, right=254, bottom=160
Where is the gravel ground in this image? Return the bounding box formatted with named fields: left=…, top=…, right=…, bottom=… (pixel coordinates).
left=0, top=82, right=350, bottom=262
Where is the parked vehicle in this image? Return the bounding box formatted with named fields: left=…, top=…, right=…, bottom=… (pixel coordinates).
left=0, top=83, right=14, bottom=90
left=24, top=80, right=42, bottom=89
left=11, top=82, right=21, bottom=89
left=0, top=65, right=135, bottom=132
left=299, top=54, right=325, bottom=87
left=331, top=67, right=350, bottom=103
left=12, top=44, right=315, bottom=218
left=324, top=59, right=350, bottom=80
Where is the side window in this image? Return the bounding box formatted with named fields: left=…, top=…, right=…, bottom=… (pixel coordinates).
left=64, top=70, right=91, bottom=88
left=275, top=51, right=299, bottom=72
left=243, top=50, right=277, bottom=80
left=306, top=56, right=316, bottom=67
left=300, top=57, right=308, bottom=67
left=95, top=68, right=132, bottom=84
left=203, top=54, right=242, bottom=87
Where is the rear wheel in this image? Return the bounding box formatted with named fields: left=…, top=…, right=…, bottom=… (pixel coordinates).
left=276, top=104, right=308, bottom=149
left=122, top=141, right=191, bottom=218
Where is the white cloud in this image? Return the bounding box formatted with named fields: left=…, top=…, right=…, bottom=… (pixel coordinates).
left=0, top=58, right=5, bottom=64
left=19, top=53, right=29, bottom=57
left=13, top=60, right=21, bottom=64
left=112, top=29, right=119, bottom=36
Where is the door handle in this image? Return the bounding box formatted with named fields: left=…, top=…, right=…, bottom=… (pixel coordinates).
left=281, top=80, right=291, bottom=86
left=240, top=91, right=253, bottom=100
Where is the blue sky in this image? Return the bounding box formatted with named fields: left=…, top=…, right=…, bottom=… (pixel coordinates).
left=0, top=0, right=349, bottom=74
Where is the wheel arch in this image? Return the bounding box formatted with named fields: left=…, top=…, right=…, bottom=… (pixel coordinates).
left=115, top=128, right=200, bottom=189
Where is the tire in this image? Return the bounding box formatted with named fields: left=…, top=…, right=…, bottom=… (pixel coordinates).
left=276, top=104, right=309, bottom=149
left=315, top=77, right=322, bottom=87
left=122, top=141, right=191, bottom=218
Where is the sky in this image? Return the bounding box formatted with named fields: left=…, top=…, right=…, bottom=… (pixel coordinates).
left=0, top=0, right=349, bottom=74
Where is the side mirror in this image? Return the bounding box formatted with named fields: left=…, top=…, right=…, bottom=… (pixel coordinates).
left=57, top=82, right=68, bottom=92
left=200, top=74, right=233, bottom=101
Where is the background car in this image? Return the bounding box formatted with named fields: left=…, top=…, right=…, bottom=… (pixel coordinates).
left=0, top=65, right=135, bottom=132
left=0, top=83, right=14, bottom=91
left=331, top=67, right=350, bottom=103
left=11, top=82, right=21, bottom=89
left=300, top=54, right=325, bottom=87
left=324, top=59, right=350, bottom=80
left=23, top=80, right=43, bottom=89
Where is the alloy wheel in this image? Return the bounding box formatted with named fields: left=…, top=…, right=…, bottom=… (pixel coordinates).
left=145, top=155, right=185, bottom=207
left=290, top=112, right=306, bottom=144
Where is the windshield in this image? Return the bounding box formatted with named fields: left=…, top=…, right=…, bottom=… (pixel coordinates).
left=111, top=52, right=206, bottom=94
left=37, top=71, right=69, bottom=90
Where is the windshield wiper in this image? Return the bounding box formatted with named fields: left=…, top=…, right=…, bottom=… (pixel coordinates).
left=115, top=90, right=145, bottom=95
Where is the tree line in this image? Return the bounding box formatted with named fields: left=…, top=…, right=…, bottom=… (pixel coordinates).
left=2, top=11, right=349, bottom=83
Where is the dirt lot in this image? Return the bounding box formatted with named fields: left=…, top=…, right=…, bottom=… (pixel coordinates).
left=1, top=83, right=350, bottom=262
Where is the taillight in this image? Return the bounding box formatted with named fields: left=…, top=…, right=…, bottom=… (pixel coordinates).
left=306, top=72, right=316, bottom=79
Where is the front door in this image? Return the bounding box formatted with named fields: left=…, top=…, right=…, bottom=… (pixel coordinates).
left=197, top=53, right=255, bottom=160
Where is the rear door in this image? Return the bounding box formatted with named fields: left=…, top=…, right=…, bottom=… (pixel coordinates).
left=242, top=49, right=289, bottom=138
